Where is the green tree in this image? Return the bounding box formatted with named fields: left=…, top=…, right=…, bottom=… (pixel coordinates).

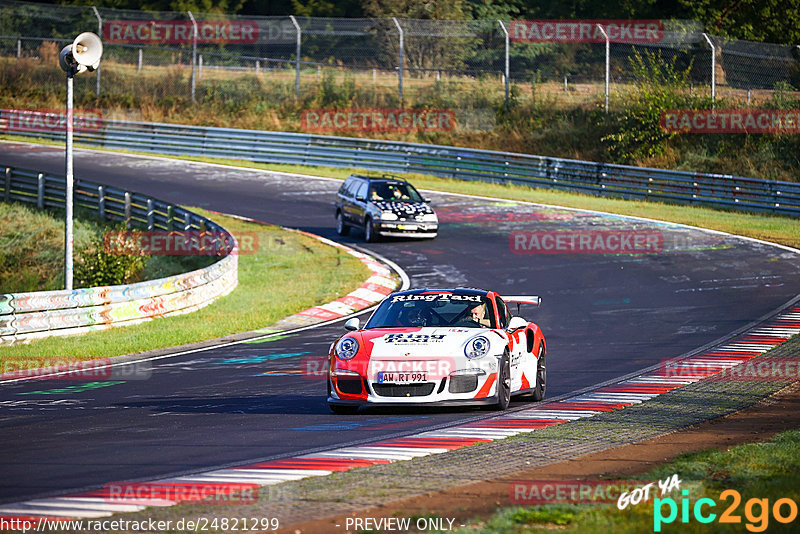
left=361, top=0, right=477, bottom=74
left=677, top=0, right=800, bottom=44
left=48, top=0, right=245, bottom=14
left=291, top=0, right=363, bottom=17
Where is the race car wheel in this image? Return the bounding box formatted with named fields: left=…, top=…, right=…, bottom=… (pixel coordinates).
left=364, top=217, right=379, bottom=242
left=329, top=403, right=359, bottom=415
left=531, top=345, right=546, bottom=401
left=336, top=212, right=349, bottom=236
left=494, top=353, right=511, bottom=411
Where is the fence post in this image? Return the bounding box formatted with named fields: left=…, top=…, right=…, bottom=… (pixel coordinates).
left=498, top=20, right=510, bottom=109
left=596, top=24, right=609, bottom=114
left=16, top=38, right=21, bottom=59
left=138, top=47, right=142, bottom=71
left=98, top=185, right=105, bottom=219
left=392, top=17, right=404, bottom=105
left=199, top=55, right=203, bottom=78
left=290, top=15, right=301, bottom=96
left=124, top=191, right=131, bottom=229
left=92, top=6, right=102, bottom=96
left=37, top=173, right=45, bottom=209
left=702, top=33, right=716, bottom=109
left=188, top=11, right=198, bottom=103
left=146, top=198, right=154, bottom=230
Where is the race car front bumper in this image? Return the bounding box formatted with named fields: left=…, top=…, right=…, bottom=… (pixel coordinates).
left=328, top=370, right=498, bottom=408
left=374, top=221, right=438, bottom=238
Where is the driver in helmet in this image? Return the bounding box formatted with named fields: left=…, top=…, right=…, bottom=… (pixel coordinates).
left=398, top=305, right=427, bottom=327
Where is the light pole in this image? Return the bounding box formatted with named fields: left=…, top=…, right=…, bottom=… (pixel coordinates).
left=59, top=32, right=103, bottom=290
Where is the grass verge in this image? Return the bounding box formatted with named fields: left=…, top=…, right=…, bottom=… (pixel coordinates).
left=0, top=201, right=215, bottom=292
left=0, top=207, right=370, bottom=362
left=459, top=428, right=800, bottom=533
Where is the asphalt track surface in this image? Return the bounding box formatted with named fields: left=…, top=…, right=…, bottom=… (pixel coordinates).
left=1, top=142, right=799, bottom=505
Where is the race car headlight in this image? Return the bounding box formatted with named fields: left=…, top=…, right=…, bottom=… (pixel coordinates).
left=336, top=336, right=359, bottom=360
left=465, top=336, right=490, bottom=359
left=380, top=211, right=399, bottom=221
left=420, top=213, right=438, bottom=223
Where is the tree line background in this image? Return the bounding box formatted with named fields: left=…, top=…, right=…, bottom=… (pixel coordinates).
left=23, top=0, right=800, bottom=46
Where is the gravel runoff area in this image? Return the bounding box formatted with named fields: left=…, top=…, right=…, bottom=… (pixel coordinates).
left=98, top=324, right=800, bottom=533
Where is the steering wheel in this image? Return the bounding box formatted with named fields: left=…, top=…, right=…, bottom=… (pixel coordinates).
left=427, top=308, right=447, bottom=326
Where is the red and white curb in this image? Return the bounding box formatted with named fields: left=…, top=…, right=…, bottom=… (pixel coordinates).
left=280, top=233, right=398, bottom=326
left=1, top=305, right=797, bottom=524
left=213, top=216, right=402, bottom=331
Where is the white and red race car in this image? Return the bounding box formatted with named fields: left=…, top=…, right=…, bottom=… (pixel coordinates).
left=327, top=288, right=546, bottom=414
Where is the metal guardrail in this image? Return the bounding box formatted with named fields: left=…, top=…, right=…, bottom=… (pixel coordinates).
left=3, top=112, right=798, bottom=217
left=0, top=164, right=238, bottom=344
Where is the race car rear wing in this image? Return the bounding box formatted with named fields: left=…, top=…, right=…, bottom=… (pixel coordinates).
left=502, top=296, right=541, bottom=307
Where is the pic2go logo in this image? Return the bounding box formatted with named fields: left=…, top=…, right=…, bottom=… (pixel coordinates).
left=654, top=489, right=798, bottom=532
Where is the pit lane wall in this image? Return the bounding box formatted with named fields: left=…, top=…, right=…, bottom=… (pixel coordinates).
left=0, top=164, right=238, bottom=344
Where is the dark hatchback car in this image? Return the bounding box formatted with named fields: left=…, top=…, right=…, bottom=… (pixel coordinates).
left=334, top=175, right=438, bottom=242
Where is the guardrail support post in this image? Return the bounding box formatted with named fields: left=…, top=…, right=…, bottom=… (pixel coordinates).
left=498, top=20, right=510, bottom=109
left=124, top=191, right=131, bottom=229
left=37, top=173, right=45, bottom=209
left=4, top=167, right=10, bottom=201
left=167, top=205, right=174, bottom=230
left=146, top=198, right=154, bottom=230
left=392, top=17, right=404, bottom=106
left=702, top=33, right=716, bottom=109
left=597, top=24, right=609, bottom=114
left=98, top=185, right=105, bottom=219
left=290, top=15, right=301, bottom=97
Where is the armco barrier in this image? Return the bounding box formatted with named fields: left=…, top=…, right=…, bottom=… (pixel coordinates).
left=2, top=111, right=799, bottom=216
left=0, top=165, right=238, bottom=344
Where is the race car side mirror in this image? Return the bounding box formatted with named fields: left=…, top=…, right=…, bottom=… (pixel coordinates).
left=344, top=317, right=360, bottom=331
left=507, top=316, right=527, bottom=331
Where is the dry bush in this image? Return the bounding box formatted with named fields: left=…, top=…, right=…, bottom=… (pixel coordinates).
left=37, top=41, right=59, bottom=65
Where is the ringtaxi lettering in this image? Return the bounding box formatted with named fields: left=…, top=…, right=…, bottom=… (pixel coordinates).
left=390, top=294, right=482, bottom=303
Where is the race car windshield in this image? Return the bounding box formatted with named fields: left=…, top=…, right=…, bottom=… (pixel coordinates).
left=369, top=182, right=423, bottom=203
left=365, top=293, right=496, bottom=329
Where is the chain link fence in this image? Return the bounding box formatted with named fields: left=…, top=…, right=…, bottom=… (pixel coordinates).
left=1, top=0, right=799, bottom=114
